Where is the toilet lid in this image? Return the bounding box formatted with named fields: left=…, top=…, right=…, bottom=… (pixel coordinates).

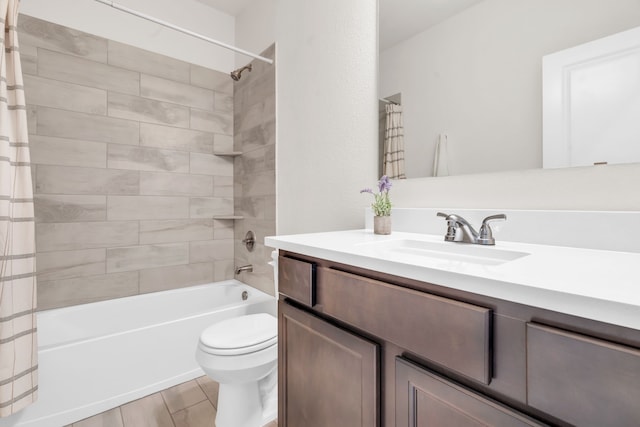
left=200, top=313, right=277, bottom=355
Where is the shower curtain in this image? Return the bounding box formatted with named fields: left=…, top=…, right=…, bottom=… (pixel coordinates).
left=382, top=103, right=406, bottom=179
left=0, top=0, right=38, bottom=416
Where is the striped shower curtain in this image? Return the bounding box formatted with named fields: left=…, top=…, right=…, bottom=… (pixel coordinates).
left=0, top=0, right=38, bottom=416
left=382, top=103, right=406, bottom=179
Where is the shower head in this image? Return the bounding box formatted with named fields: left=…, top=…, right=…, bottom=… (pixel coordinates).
left=230, top=64, right=252, bottom=81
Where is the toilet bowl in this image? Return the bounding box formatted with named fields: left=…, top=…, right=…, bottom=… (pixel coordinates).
left=196, top=312, right=278, bottom=427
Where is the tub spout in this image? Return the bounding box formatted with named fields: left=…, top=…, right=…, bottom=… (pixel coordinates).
left=235, top=264, right=253, bottom=275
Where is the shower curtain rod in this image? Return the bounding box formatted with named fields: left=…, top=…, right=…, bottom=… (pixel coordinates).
left=379, top=98, right=399, bottom=105
left=93, top=0, right=274, bottom=65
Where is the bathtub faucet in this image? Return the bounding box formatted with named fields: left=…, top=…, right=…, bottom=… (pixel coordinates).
left=235, top=264, right=253, bottom=275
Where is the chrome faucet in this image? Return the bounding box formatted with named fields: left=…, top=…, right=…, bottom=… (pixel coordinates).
left=437, top=212, right=506, bottom=245
left=235, top=264, right=253, bottom=275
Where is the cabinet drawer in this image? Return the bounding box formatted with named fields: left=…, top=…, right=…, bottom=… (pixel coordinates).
left=527, top=323, right=640, bottom=426
left=396, top=358, right=546, bottom=426
left=278, top=256, right=316, bottom=306
left=318, top=267, right=492, bottom=384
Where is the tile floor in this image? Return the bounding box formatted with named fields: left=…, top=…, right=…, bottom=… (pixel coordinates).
left=67, top=376, right=278, bottom=427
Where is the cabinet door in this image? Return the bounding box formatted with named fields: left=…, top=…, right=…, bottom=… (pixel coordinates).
left=527, top=323, right=640, bottom=426
left=396, top=358, right=546, bottom=427
left=278, top=300, right=379, bottom=427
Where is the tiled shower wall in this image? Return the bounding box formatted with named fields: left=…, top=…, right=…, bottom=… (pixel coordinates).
left=18, top=15, right=239, bottom=310
left=233, top=45, right=276, bottom=296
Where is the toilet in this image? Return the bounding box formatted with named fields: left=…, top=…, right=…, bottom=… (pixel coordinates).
left=195, top=252, right=279, bottom=427
left=196, top=313, right=277, bottom=427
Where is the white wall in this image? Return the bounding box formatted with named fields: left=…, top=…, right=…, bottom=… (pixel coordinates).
left=275, top=0, right=379, bottom=235
left=392, top=163, right=640, bottom=211
left=235, top=0, right=276, bottom=67
left=380, top=0, right=640, bottom=178
left=20, top=0, right=235, bottom=72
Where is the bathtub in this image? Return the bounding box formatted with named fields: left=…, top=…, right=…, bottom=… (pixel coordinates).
left=0, top=280, right=276, bottom=427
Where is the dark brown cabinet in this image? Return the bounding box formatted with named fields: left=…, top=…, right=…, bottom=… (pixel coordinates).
left=527, top=323, right=640, bottom=426
left=278, top=300, right=379, bottom=427
left=396, top=358, right=545, bottom=427
left=277, top=253, right=640, bottom=427
left=317, top=267, right=493, bottom=384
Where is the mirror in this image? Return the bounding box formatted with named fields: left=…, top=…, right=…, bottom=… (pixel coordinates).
left=379, top=0, right=640, bottom=178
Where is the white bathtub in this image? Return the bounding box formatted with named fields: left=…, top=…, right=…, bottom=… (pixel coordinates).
left=0, top=280, right=277, bottom=427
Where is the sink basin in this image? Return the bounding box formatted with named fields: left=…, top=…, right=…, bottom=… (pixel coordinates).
left=359, top=239, right=529, bottom=266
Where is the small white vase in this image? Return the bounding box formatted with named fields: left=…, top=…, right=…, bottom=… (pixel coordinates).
left=373, top=216, right=391, bottom=235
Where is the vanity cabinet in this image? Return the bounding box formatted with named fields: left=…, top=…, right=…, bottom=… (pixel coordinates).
left=278, top=300, right=379, bottom=427
left=317, top=268, right=492, bottom=384
left=396, top=358, right=544, bottom=426
left=527, top=323, right=640, bottom=426
left=277, top=252, right=640, bottom=427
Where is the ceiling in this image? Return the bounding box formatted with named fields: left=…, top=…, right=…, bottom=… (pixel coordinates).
left=379, top=0, right=483, bottom=50
left=194, top=0, right=483, bottom=50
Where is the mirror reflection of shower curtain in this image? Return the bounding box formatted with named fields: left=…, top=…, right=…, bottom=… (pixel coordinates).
left=382, top=104, right=406, bottom=179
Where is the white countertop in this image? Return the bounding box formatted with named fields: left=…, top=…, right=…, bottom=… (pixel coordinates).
left=265, top=230, right=640, bottom=331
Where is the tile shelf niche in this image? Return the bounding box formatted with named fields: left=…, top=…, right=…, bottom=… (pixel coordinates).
left=212, top=151, right=242, bottom=219
left=213, top=151, right=243, bottom=156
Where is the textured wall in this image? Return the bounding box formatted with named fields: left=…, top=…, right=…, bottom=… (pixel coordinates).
left=275, top=0, right=379, bottom=235
left=233, top=45, right=276, bottom=296
left=19, top=0, right=235, bottom=72
left=19, top=15, right=237, bottom=310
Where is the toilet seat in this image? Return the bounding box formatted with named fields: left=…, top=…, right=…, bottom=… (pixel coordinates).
left=199, top=313, right=277, bottom=356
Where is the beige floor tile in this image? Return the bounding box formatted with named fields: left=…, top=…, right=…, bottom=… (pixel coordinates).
left=72, top=408, right=124, bottom=427
left=196, top=376, right=220, bottom=408
left=171, top=400, right=216, bottom=427
left=120, top=393, right=174, bottom=427
left=67, top=376, right=273, bottom=427
left=161, top=380, right=207, bottom=414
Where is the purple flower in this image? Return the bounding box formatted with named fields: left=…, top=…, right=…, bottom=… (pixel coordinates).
left=360, top=176, right=393, bottom=217
left=378, top=175, right=392, bottom=193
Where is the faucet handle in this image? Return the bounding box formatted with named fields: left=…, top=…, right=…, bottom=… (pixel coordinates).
left=436, top=212, right=458, bottom=241
left=482, top=214, right=506, bottom=224
left=477, top=214, right=506, bottom=245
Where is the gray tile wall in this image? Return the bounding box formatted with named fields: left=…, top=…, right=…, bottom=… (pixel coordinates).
left=19, top=15, right=238, bottom=310
left=233, top=45, right=277, bottom=296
